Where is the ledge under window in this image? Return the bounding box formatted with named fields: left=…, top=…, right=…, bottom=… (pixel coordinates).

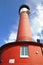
left=20, top=55, right=29, bottom=58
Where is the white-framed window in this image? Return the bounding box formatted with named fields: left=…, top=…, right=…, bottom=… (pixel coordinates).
left=9, top=59, right=15, bottom=64
left=20, top=46, right=29, bottom=58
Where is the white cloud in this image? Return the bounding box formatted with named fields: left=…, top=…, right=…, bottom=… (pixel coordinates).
left=25, top=0, right=42, bottom=34
left=41, top=36, right=43, bottom=39
left=4, top=18, right=19, bottom=43
left=25, top=0, right=41, bottom=5
left=25, top=0, right=41, bottom=11
left=36, top=4, right=43, bottom=26
left=31, top=5, right=43, bottom=33
left=4, top=31, right=17, bottom=43
left=31, top=4, right=43, bottom=41
left=33, top=35, right=41, bottom=42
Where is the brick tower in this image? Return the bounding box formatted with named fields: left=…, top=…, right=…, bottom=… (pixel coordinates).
left=17, top=5, right=32, bottom=41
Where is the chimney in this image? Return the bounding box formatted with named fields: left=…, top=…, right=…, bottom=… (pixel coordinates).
left=37, top=39, right=40, bottom=43
left=17, top=5, right=32, bottom=41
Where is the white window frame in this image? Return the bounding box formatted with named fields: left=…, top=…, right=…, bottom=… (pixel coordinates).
left=20, top=46, right=29, bottom=58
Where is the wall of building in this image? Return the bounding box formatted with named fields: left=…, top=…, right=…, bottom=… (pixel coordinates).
left=29, top=45, right=43, bottom=65
left=0, top=42, right=43, bottom=65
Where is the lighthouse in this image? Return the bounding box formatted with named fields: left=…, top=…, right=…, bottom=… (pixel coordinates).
left=0, top=4, right=43, bottom=65
left=17, top=5, right=32, bottom=41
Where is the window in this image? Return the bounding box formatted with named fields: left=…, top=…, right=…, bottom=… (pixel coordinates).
left=20, top=46, right=29, bottom=58
left=9, top=59, right=15, bottom=64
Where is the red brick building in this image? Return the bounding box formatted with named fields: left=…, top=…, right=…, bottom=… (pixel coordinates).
left=0, top=5, right=43, bottom=65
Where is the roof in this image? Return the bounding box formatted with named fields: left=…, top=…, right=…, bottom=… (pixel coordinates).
left=19, top=4, right=30, bottom=14
left=0, top=41, right=43, bottom=51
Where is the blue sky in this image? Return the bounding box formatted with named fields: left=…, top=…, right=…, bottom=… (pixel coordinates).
left=0, top=0, right=43, bottom=46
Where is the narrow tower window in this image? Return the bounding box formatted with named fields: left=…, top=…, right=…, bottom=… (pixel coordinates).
left=20, top=46, right=29, bottom=58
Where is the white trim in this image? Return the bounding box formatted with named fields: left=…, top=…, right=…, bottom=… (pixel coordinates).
left=17, top=40, right=29, bottom=42
left=20, top=55, right=29, bottom=58
left=20, top=7, right=29, bottom=13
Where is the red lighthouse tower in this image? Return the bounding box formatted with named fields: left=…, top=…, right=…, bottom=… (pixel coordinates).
left=17, top=5, right=32, bottom=41
left=0, top=4, right=43, bottom=65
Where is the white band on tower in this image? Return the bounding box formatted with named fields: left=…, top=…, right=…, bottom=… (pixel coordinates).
left=20, top=7, right=29, bottom=13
